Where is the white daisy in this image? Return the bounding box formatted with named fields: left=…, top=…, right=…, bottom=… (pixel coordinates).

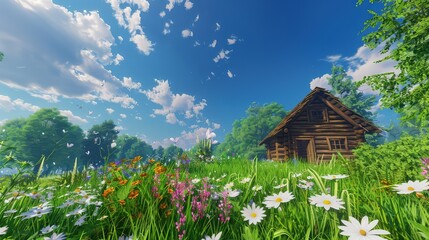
left=321, top=174, right=348, bottom=180
left=192, top=178, right=201, bottom=184
left=273, top=183, right=288, bottom=189
left=75, top=214, right=87, bottom=226
left=339, top=215, right=390, bottom=239
left=226, top=189, right=240, bottom=198
left=252, top=185, right=262, bottom=191
left=292, top=173, right=302, bottom=178
left=241, top=203, right=266, bottom=225
left=263, top=191, right=294, bottom=209
left=297, top=180, right=314, bottom=190
left=41, top=225, right=57, bottom=234
left=240, top=177, right=251, bottom=184
left=224, top=182, right=234, bottom=189
left=202, top=231, right=222, bottom=240
left=309, top=193, right=345, bottom=211
left=0, top=226, right=7, bottom=235
left=43, top=232, right=66, bottom=240
left=393, top=180, right=429, bottom=194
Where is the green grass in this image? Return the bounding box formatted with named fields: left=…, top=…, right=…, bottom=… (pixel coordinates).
left=0, top=156, right=428, bottom=240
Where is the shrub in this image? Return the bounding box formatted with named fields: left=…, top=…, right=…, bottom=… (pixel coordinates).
left=351, top=133, right=429, bottom=183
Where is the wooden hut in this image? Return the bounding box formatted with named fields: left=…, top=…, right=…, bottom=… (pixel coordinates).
left=259, top=87, right=381, bottom=162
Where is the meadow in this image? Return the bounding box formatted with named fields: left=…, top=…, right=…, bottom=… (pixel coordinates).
left=0, top=153, right=429, bottom=240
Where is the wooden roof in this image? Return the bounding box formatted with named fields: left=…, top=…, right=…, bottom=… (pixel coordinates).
left=259, top=87, right=381, bottom=145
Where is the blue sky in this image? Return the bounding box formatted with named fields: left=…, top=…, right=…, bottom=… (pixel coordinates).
left=0, top=0, right=397, bottom=149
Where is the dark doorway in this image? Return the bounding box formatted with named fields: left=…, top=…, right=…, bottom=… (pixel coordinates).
left=295, top=138, right=315, bottom=162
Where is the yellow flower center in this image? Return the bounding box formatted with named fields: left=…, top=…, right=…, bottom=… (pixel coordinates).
left=250, top=212, right=257, bottom=218
left=407, top=186, right=415, bottom=191
left=359, top=229, right=367, bottom=236
left=322, top=199, right=331, bottom=205
left=275, top=197, right=282, bottom=203
left=332, top=176, right=336, bottom=179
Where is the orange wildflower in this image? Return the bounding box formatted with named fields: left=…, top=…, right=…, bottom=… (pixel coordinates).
left=154, top=164, right=166, bottom=174
left=132, top=180, right=142, bottom=186
left=119, top=179, right=128, bottom=186
left=118, top=200, right=126, bottom=206
left=165, top=210, right=172, bottom=217
left=149, top=159, right=155, bottom=163
left=140, top=173, right=148, bottom=177
left=160, top=203, right=167, bottom=209
left=168, top=188, right=174, bottom=194
left=128, top=189, right=139, bottom=199
left=102, top=187, right=115, bottom=198
left=132, top=156, right=143, bottom=163
left=109, top=162, right=117, bottom=167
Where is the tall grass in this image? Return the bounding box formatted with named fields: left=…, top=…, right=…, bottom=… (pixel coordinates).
left=0, top=155, right=428, bottom=239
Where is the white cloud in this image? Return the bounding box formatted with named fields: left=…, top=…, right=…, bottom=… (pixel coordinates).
left=227, top=35, right=237, bottom=45
left=118, top=36, right=124, bottom=42
left=194, top=15, right=200, bottom=23
left=184, top=0, right=193, bottom=10
left=130, top=33, right=154, bottom=55
left=325, top=55, right=342, bottom=63
left=159, top=11, right=166, bottom=18
left=113, top=54, right=124, bottom=65
left=122, top=77, right=142, bottom=90
left=106, top=0, right=153, bottom=55
left=114, top=125, right=125, bottom=131
left=143, top=79, right=207, bottom=124
left=152, top=127, right=211, bottom=150
left=119, top=113, right=127, bottom=119
left=0, top=1, right=138, bottom=109
left=213, top=49, right=232, bottom=63
left=345, top=45, right=398, bottom=94
left=309, top=74, right=332, bottom=90
left=106, top=108, right=115, bottom=114
left=163, top=20, right=173, bottom=35
left=209, top=40, right=217, bottom=48
left=166, top=0, right=184, bottom=11
left=227, top=70, right=234, bottom=78
left=181, top=29, right=193, bottom=38
left=215, top=22, right=221, bottom=31
left=310, top=45, right=398, bottom=95
left=213, top=122, right=221, bottom=129
left=135, top=116, right=142, bottom=120
left=59, top=110, right=88, bottom=124
left=0, top=95, right=40, bottom=112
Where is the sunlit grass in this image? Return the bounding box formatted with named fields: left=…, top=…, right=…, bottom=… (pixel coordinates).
left=0, top=156, right=428, bottom=239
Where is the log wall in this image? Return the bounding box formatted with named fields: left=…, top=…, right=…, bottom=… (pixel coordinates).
left=266, top=97, right=366, bottom=162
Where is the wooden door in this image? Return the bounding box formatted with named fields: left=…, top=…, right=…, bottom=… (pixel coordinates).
left=295, top=138, right=316, bottom=162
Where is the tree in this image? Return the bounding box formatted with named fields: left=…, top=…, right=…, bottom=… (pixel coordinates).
left=0, top=51, right=3, bottom=61
left=82, top=120, right=118, bottom=166
left=0, top=119, right=27, bottom=161
left=21, top=108, right=84, bottom=174
left=357, top=0, right=429, bottom=126
left=215, top=102, right=288, bottom=160
left=327, top=65, right=382, bottom=145
left=163, top=145, right=183, bottom=163
left=114, top=135, right=154, bottom=161
left=328, top=65, right=377, bottom=121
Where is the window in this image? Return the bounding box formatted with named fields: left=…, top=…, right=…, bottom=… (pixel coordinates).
left=327, top=138, right=347, bottom=151
left=310, top=110, right=325, bottom=122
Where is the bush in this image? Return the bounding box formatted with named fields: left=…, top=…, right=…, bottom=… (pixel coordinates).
left=351, top=133, right=429, bottom=183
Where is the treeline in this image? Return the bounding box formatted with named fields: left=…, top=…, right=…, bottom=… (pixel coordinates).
left=0, top=108, right=183, bottom=174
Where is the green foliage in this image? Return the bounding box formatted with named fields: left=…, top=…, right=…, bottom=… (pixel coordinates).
left=0, top=118, right=27, bottom=160
left=357, top=0, right=429, bottom=126
left=328, top=65, right=377, bottom=121
left=21, top=108, right=84, bottom=174
left=194, top=139, right=214, bottom=162
left=215, top=102, right=288, bottom=159
left=0, top=51, right=3, bottom=61
left=162, top=145, right=183, bottom=162
left=114, top=135, right=154, bottom=161
left=351, top=133, right=429, bottom=182
left=82, top=120, right=118, bottom=167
